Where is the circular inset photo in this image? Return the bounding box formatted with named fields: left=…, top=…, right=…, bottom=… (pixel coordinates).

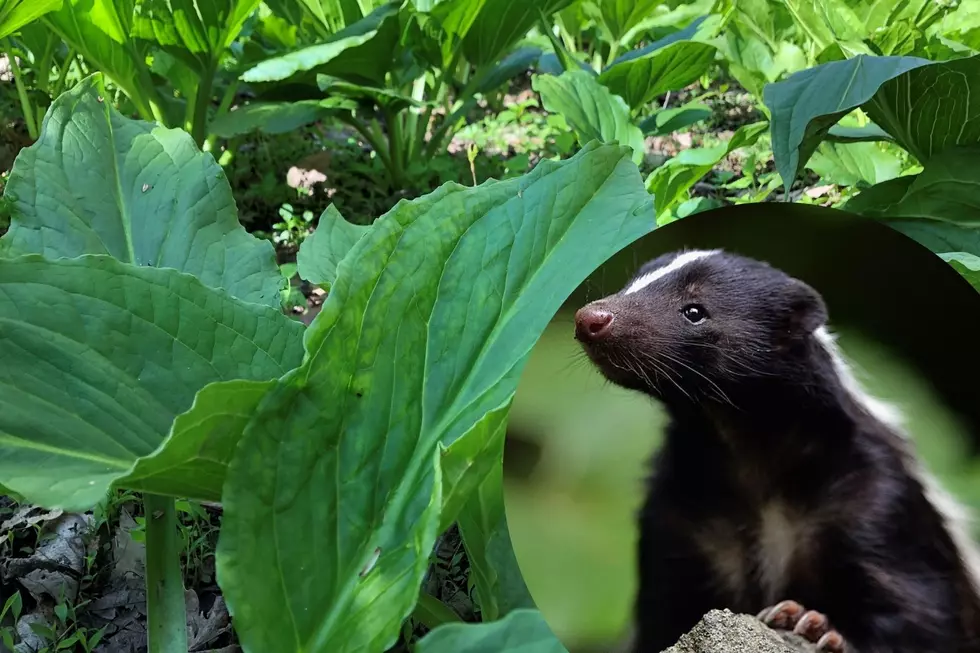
left=503, top=204, right=980, bottom=653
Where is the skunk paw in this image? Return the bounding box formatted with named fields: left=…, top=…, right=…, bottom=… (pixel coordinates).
left=757, top=600, right=847, bottom=652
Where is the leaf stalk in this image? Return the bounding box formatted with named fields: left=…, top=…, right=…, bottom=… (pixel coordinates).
left=144, top=493, right=188, bottom=653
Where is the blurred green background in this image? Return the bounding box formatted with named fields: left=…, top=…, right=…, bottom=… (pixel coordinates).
left=501, top=205, right=980, bottom=652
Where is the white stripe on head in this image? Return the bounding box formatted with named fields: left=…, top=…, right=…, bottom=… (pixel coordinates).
left=813, top=326, right=980, bottom=594
left=623, top=249, right=722, bottom=296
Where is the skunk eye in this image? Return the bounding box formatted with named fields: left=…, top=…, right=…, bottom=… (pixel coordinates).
left=681, top=304, right=708, bottom=324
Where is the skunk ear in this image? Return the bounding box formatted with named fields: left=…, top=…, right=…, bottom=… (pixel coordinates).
left=785, top=279, right=827, bottom=334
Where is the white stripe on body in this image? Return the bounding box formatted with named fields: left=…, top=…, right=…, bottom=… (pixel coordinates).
left=814, top=326, right=980, bottom=595
left=623, top=249, right=722, bottom=295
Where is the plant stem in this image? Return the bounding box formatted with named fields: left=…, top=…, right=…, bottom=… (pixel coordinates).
left=403, top=75, right=428, bottom=163
left=52, top=47, right=77, bottom=98
left=190, top=67, right=216, bottom=148
left=384, top=106, right=406, bottom=188
left=144, top=494, right=187, bottom=653
left=4, top=42, right=38, bottom=140
left=415, top=49, right=463, bottom=161
left=338, top=113, right=394, bottom=179
left=204, top=80, right=240, bottom=152
left=425, top=92, right=479, bottom=158
left=606, top=40, right=621, bottom=68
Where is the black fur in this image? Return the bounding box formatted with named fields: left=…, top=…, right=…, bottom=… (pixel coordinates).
left=574, top=250, right=980, bottom=653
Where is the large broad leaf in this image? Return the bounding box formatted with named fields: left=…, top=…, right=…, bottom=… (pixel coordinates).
left=863, top=55, right=980, bottom=163
left=806, top=141, right=903, bottom=188
left=418, top=0, right=489, bottom=67
left=0, top=0, right=62, bottom=39
left=939, top=252, right=980, bottom=293
left=42, top=0, right=162, bottom=121
left=714, top=0, right=807, bottom=98
left=638, top=101, right=712, bottom=137
left=782, top=0, right=949, bottom=54
left=208, top=98, right=356, bottom=137
left=764, top=54, right=980, bottom=191
left=473, top=46, right=543, bottom=95
left=437, top=404, right=509, bottom=532
left=241, top=2, right=400, bottom=84
left=533, top=69, right=645, bottom=165
left=460, top=0, right=575, bottom=68
left=842, top=146, right=980, bottom=225
left=646, top=121, right=768, bottom=219
left=290, top=0, right=392, bottom=38
left=456, top=451, right=535, bottom=622
left=883, top=219, right=980, bottom=259
left=416, top=609, right=567, bottom=653
left=0, top=254, right=305, bottom=511
left=295, top=204, right=371, bottom=289
left=843, top=146, right=980, bottom=261
left=940, top=2, right=980, bottom=53
left=316, top=73, right=430, bottom=112
left=132, top=0, right=260, bottom=77
left=117, top=379, right=277, bottom=502
left=1, top=73, right=283, bottom=308
left=581, top=0, right=669, bottom=49
left=780, top=0, right=839, bottom=52
left=597, top=18, right=718, bottom=112
left=215, top=142, right=655, bottom=653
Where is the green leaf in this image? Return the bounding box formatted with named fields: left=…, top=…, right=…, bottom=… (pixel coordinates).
left=638, top=102, right=711, bottom=136
left=215, top=142, right=655, bottom=653
left=208, top=99, right=355, bottom=138
left=806, top=141, right=903, bottom=188
left=0, top=0, right=62, bottom=40
left=416, top=609, right=567, bottom=653
left=839, top=175, right=914, bottom=217
left=0, top=255, right=306, bottom=511
left=598, top=20, right=718, bottom=112
left=473, top=46, right=544, bottom=95
left=825, top=122, right=893, bottom=143
left=533, top=69, right=645, bottom=165
left=885, top=219, right=980, bottom=258
left=939, top=252, right=980, bottom=292
left=460, top=0, right=575, bottom=68
left=764, top=54, right=980, bottom=191
left=291, top=0, right=392, bottom=37
left=940, top=1, right=980, bottom=53
left=714, top=0, right=806, bottom=98
left=862, top=55, right=980, bottom=163
left=419, top=0, right=489, bottom=68
left=646, top=121, right=768, bottom=218
left=149, top=49, right=201, bottom=103
left=842, top=145, right=980, bottom=226
left=581, top=0, right=670, bottom=49
left=414, top=592, right=463, bottom=630
left=781, top=0, right=871, bottom=53
left=1, top=73, right=283, bottom=308
left=131, top=0, right=260, bottom=78
left=43, top=0, right=162, bottom=121
left=438, top=404, right=508, bottom=532
left=783, top=0, right=952, bottom=51
left=457, top=449, right=534, bottom=622
left=295, top=204, right=371, bottom=289
left=240, top=2, right=400, bottom=83
left=316, top=74, right=427, bottom=111
left=116, top=379, right=276, bottom=502
left=842, top=146, right=980, bottom=258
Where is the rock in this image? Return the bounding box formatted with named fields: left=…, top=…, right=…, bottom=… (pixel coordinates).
left=662, top=609, right=819, bottom=653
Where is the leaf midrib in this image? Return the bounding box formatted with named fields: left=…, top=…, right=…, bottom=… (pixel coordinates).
left=103, top=89, right=138, bottom=264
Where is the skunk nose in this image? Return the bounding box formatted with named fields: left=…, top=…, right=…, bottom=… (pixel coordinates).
left=574, top=306, right=614, bottom=341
